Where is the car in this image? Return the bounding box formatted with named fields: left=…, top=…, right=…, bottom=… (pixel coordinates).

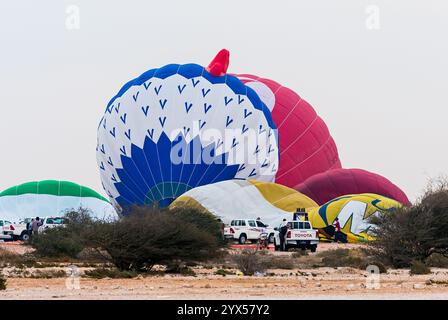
left=0, top=219, right=14, bottom=241
left=273, top=220, right=319, bottom=252
left=10, top=222, right=31, bottom=241
left=38, top=217, right=67, bottom=233
left=223, top=219, right=275, bottom=244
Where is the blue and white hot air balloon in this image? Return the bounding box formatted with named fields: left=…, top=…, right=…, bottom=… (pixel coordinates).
left=96, top=50, right=279, bottom=213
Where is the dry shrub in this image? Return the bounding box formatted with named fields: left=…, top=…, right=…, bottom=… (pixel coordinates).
left=291, top=250, right=309, bottom=259
left=318, top=249, right=366, bottom=268
left=0, top=248, right=36, bottom=268
left=317, top=248, right=387, bottom=273
left=28, top=206, right=225, bottom=272
left=0, top=276, right=6, bottom=290
left=425, top=253, right=448, bottom=268
left=262, top=255, right=296, bottom=270
left=29, top=270, right=67, bottom=279
left=369, top=179, right=448, bottom=268
left=87, top=206, right=225, bottom=272
left=84, top=268, right=138, bottom=279
left=410, top=260, right=431, bottom=275
left=231, top=250, right=267, bottom=276
left=30, top=209, right=94, bottom=258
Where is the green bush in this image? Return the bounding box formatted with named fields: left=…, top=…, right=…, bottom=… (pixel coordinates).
left=410, top=260, right=431, bottom=275
left=30, top=208, right=96, bottom=258
left=87, top=206, right=225, bottom=271
left=31, top=228, right=84, bottom=258
left=369, top=180, right=448, bottom=268
left=29, top=206, right=225, bottom=271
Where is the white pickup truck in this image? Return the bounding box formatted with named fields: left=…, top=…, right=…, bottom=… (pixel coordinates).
left=224, top=219, right=275, bottom=244
left=10, top=223, right=30, bottom=241
left=0, top=219, right=14, bottom=241
left=273, top=220, right=319, bottom=252
left=8, top=217, right=67, bottom=241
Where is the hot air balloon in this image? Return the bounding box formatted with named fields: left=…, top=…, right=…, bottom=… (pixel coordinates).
left=235, top=74, right=341, bottom=188
left=295, top=168, right=411, bottom=206
left=97, top=50, right=279, bottom=213
left=308, top=193, right=402, bottom=243
left=0, top=180, right=117, bottom=223
left=170, top=179, right=317, bottom=226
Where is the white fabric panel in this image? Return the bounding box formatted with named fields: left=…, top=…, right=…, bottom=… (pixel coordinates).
left=180, top=180, right=291, bottom=226
left=0, top=194, right=118, bottom=223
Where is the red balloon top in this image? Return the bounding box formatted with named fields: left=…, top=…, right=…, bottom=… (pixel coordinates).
left=207, top=49, right=230, bottom=76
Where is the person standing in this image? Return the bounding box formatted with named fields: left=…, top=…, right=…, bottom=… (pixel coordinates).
left=333, top=217, right=342, bottom=243
left=31, top=217, right=41, bottom=236
left=27, top=218, right=34, bottom=237
left=279, top=218, right=289, bottom=251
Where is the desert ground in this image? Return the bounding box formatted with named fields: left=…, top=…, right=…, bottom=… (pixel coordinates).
left=1, top=242, right=448, bottom=300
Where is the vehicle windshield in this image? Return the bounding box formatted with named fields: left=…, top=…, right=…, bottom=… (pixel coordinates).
left=256, top=221, right=267, bottom=228
left=46, top=217, right=66, bottom=225
left=288, top=221, right=311, bottom=230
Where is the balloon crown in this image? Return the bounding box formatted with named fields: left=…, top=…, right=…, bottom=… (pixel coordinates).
left=207, top=49, right=230, bottom=76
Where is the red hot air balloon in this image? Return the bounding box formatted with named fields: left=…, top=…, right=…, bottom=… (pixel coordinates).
left=294, top=168, right=411, bottom=206
left=235, top=74, right=342, bottom=187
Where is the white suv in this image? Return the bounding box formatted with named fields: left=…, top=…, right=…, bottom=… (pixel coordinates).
left=224, top=219, right=275, bottom=244
left=38, top=217, right=67, bottom=233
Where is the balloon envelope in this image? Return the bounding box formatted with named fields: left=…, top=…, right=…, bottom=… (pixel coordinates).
left=170, top=179, right=317, bottom=226
left=0, top=180, right=118, bottom=223
left=295, top=168, right=411, bottom=206
left=308, top=193, right=402, bottom=243
left=236, top=74, right=341, bottom=188
left=97, top=63, right=279, bottom=213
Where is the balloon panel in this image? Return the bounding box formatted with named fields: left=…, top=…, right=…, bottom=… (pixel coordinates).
left=0, top=194, right=117, bottom=223
left=235, top=74, right=341, bottom=187
left=171, top=180, right=317, bottom=226
left=296, top=168, right=411, bottom=206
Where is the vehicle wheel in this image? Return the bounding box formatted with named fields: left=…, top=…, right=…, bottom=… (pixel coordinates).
left=310, top=245, right=317, bottom=253
left=21, top=232, right=30, bottom=242
left=268, top=233, right=275, bottom=244
left=238, top=234, right=247, bottom=245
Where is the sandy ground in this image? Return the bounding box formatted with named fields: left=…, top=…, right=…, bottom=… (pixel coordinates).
left=1, top=242, right=448, bottom=300
left=1, top=268, right=448, bottom=300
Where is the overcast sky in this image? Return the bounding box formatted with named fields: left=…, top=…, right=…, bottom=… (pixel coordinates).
left=0, top=0, right=446, bottom=202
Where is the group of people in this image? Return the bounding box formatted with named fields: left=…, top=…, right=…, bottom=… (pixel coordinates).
left=26, top=217, right=43, bottom=237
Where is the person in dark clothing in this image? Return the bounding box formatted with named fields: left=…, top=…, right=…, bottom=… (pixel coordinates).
left=333, top=217, right=346, bottom=243
left=279, top=218, right=289, bottom=251
left=217, top=219, right=225, bottom=240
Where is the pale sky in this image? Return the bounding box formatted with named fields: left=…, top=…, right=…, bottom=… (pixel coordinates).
left=0, top=0, right=447, bottom=203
